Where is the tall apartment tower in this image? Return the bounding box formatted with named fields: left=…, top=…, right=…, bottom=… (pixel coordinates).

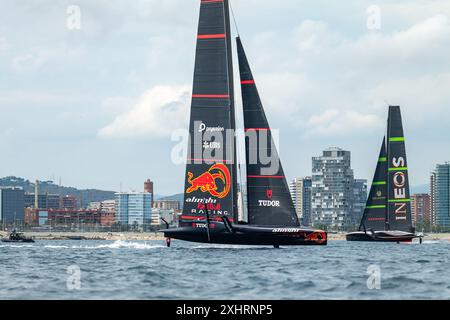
left=115, top=192, right=152, bottom=229
left=311, top=147, right=355, bottom=230
left=290, top=177, right=312, bottom=226
left=430, top=172, right=436, bottom=226
left=430, top=163, right=450, bottom=229
left=352, top=179, right=368, bottom=229
left=411, top=193, right=431, bottom=228
left=144, top=179, right=154, bottom=205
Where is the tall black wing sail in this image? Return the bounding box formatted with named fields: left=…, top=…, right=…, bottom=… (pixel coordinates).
left=237, top=37, right=299, bottom=227
left=359, top=138, right=387, bottom=231
left=386, top=106, right=413, bottom=232
left=181, top=0, right=237, bottom=227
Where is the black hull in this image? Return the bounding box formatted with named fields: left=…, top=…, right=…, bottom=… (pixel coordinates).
left=1, top=239, right=35, bottom=243
left=346, top=231, right=419, bottom=243
left=162, top=222, right=327, bottom=246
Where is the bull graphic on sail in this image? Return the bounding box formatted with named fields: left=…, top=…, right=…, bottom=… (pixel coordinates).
left=186, top=164, right=231, bottom=199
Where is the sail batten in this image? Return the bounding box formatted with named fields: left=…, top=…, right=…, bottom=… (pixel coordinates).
left=237, top=37, right=299, bottom=227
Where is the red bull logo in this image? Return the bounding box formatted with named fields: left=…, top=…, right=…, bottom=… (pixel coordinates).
left=186, top=163, right=231, bottom=199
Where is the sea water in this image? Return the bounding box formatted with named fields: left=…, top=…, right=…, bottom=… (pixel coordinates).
left=0, top=239, right=448, bottom=299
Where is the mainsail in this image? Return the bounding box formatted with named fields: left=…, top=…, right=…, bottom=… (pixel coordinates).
left=386, top=106, right=413, bottom=232
left=181, top=0, right=237, bottom=226
left=360, top=138, right=387, bottom=231
left=236, top=37, right=299, bottom=227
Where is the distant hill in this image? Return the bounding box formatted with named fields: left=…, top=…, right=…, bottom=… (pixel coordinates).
left=0, top=176, right=116, bottom=207
left=158, top=193, right=184, bottom=202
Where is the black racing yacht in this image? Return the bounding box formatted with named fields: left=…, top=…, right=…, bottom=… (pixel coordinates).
left=346, top=106, right=422, bottom=243
left=162, top=0, right=327, bottom=247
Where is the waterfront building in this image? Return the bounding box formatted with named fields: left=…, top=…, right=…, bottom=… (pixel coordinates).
left=153, top=199, right=181, bottom=211
left=115, top=192, right=152, bottom=229
left=290, top=177, right=312, bottom=226
left=88, top=202, right=101, bottom=210
left=100, top=200, right=115, bottom=226
left=151, top=208, right=176, bottom=226
left=411, top=193, right=432, bottom=228
left=61, top=195, right=77, bottom=210
left=311, top=147, right=364, bottom=230
left=24, top=193, right=61, bottom=209
left=25, top=208, right=100, bottom=227
left=0, top=187, right=25, bottom=225
left=431, top=163, right=450, bottom=229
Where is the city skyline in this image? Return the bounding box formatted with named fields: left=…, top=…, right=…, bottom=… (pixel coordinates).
left=1, top=1, right=450, bottom=195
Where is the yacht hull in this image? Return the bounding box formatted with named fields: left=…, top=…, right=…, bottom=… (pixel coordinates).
left=346, top=230, right=419, bottom=243
left=162, top=222, right=327, bottom=246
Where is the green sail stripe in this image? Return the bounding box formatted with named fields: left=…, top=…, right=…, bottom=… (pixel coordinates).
left=366, top=205, right=386, bottom=209
left=388, top=167, right=408, bottom=171
left=388, top=199, right=411, bottom=203
left=372, top=181, right=386, bottom=185
left=378, top=157, right=387, bottom=162
left=389, top=137, right=405, bottom=142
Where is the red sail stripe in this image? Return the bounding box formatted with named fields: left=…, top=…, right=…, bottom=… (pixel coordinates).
left=247, top=175, right=285, bottom=179
left=201, top=0, right=223, bottom=3
left=181, top=216, right=234, bottom=222
left=197, top=34, right=226, bottom=39
left=241, top=80, right=255, bottom=84
left=192, top=94, right=229, bottom=99
left=245, top=128, right=269, bottom=131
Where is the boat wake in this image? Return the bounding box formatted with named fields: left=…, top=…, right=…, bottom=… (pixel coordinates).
left=43, top=240, right=164, bottom=250
left=0, top=244, right=34, bottom=248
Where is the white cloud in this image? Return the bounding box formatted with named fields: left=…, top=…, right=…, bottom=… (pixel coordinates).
left=246, top=14, right=450, bottom=135
left=98, top=85, right=191, bottom=138
left=304, top=110, right=383, bottom=137
left=11, top=45, right=86, bottom=72
left=0, top=90, right=88, bottom=107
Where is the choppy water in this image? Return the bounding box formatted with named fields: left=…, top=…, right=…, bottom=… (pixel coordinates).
left=0, top=239, right=449, bottom=300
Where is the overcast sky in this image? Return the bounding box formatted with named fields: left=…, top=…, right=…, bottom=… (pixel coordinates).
left=1, top=0, right=449, bottom=195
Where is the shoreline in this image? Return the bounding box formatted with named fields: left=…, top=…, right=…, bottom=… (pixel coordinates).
left=1, top=231, right=449, bottom=242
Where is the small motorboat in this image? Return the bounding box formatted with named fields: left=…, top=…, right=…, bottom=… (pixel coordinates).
left=1, top=230, right=35, bottom=243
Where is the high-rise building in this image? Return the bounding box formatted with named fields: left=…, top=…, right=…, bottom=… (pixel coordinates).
left=115, top=192, right=152, bottom=229
left=352, top=179, right=368, bottom=228
left=430, top=172, right=436, bottom=226
left=0, top=187, right=25, bottom=225
left=144, top=179, right=154, bottom=205
left=290, top=177, right=312, bottom=226
left=430, top=163, right=450, bottom=229
left=311, top=147, right=357, bottom=230
left=411, top=193, right=431, bottom=228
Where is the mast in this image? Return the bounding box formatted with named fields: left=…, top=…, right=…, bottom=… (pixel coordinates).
left=359, top=138, right=387, bottom=231
left=223, top=0, right=238, bottom=222
left=237, top=37, right=299, bottom=227
left=386, top=106, right=413, bottom=232
left=181, top=0, right=236, bottom=226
